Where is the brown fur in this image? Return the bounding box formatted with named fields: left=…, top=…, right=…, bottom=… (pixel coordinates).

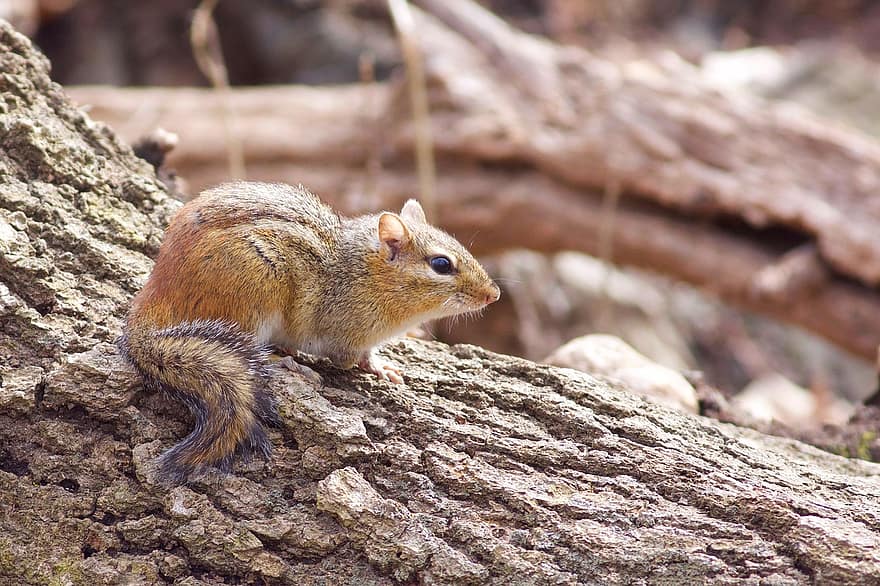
left=119, top=182, right=499, bottom=484
left=118, top=319, right=275, bottom=485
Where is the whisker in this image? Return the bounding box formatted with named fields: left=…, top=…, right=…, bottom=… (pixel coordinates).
left=421, top=321, right=438, bottom=340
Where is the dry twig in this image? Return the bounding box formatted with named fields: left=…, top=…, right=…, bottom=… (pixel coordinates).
left=190, top=0, right=245, bottom=179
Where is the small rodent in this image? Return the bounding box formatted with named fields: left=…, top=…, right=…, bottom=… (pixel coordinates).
left=118, top=182, right=500, bottom=484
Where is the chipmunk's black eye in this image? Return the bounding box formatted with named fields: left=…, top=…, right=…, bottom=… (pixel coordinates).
left=429, top=255, right=453, bottom=275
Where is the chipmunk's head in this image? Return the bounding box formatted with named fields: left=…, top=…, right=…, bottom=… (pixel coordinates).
left=371, top=199, right=500, bottom=325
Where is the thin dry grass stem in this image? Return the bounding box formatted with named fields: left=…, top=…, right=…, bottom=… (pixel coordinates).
left=596, top=178, right=621, bottom=332
left=358, top=52, right=384, bottom=211
left=191, top=0, right=245, bottom=180
left=499, top=260, right=549, bottom=360
left=388, top=0, right=437, bottom=222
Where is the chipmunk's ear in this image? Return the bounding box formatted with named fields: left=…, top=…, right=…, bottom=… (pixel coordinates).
left=378, top=213, right=410, bottom=260
left=400, top=199, right=427, bottom=225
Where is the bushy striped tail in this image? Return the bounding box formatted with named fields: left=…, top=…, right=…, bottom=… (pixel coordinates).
left=117, top=320, right=279, bottom=485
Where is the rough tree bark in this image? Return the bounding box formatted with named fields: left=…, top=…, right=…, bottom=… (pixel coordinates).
left=3, top=17, right=880, bottom=586
left=67, top=0, right=880, bottom=362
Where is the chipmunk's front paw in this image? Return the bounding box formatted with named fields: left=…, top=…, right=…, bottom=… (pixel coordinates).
left=358, top=352, right=404, bottom=384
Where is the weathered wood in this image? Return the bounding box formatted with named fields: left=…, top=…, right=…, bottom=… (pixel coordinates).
left=65, top=0, right=880, bottom=361
left=415, top=0, right=880, bottom=285
left=3, top=17, right=880, bottom=586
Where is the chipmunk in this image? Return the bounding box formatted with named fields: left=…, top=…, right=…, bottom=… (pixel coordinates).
left=118, top=182, right=500, bottom=484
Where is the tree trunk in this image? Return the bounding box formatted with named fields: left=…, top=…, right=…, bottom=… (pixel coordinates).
left=67, top=0, right=880, bottom=361
left=3, top=17, right=880, bottom=586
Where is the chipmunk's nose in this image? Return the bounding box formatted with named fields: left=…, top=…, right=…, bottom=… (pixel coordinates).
left=484, top=283, right=501, bottom=305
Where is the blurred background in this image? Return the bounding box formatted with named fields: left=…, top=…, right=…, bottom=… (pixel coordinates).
left=8, top=0, right=880, bottom=437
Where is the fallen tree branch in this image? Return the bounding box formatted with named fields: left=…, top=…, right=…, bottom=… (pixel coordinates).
left=414, top=0, right=880, bottom=288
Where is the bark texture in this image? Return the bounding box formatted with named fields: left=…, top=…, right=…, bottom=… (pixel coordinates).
left=3, top=17, right=880, bottom=586
left=67, top=0, right=880, bottom=361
